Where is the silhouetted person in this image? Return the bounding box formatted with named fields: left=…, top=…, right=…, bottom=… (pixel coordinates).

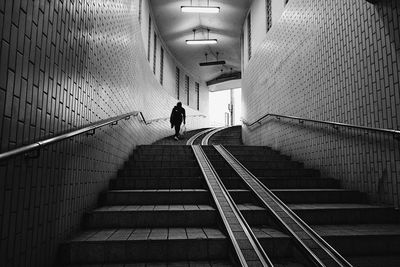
left=170, top=102, right=186, bottom=140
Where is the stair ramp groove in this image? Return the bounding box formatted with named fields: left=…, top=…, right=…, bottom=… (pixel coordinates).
left=201, top=127, right=230, bottom=145
left=186, top=128, right=216, bottom=145
left=213, top=144, right=352, bottom=267
left=192, top=145, right=273, bottom=267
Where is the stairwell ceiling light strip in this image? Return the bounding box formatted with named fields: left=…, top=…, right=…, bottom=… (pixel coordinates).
left=186, top=39, right=218, bottom=45
left=181, top=6, right=220, bottom=13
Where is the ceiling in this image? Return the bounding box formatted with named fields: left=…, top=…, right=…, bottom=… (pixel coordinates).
left=149, top=0, right=250, bottom=84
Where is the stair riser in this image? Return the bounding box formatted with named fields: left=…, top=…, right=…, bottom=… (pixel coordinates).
left=210, top=161, right=303, bottom=169
left=105, top=192, right=211, bottom=205
left=215, top=168, right=320, bottom=178
left=110, top=178, right=205, bottom=190
left=242, top=209, right=400, bottom=225
left=130, top=156, right=197, bottom=161
left=295, top=208, right=400, bottom=225
left=258, top=238, right=297, bottom=258
left=118, top=168, right=201, bottom=177
left=206, top=155, right=291, bottom=161
left=324, top=235, right=400, bottom=256
left=125, top=161, right=198, bottom=168
left=64, top=239, right=228, bottom=263
left=135, top=151, right=194, bottom=156
left=85, top=211, right=217, bottom=228
left=273, top=191, right=367, bottom=204
left=223, top=178, right=340, bottom=189
left=206, top=151, right=281, bottom=157
left=230, top=191, right=366, bottom=204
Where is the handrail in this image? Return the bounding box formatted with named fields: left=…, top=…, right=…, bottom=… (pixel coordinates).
left=242, top=113, right=400, bottom=139
left=0, top=111, right=208, bottom=162
left=215, top=144, right=352, bottom=267
left=0, top=111, right=144, bottom=161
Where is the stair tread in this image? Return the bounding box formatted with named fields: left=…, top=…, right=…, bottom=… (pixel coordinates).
left=347, top=255, right=400, bottom=267
left=71, top=228, right=226, bottom=242
left=228, top=189, right=355, bottom=193
left=288, top=203, right=393, bottom=210
left=93, top=205, right=215, bottom=212
left=271, top=189, right=357, bottom=192
left=252, top=224, right=400, bottom=239
left=64, top=260, right=233, bottom=266
left=109, top=189, right=208, bottom=193
left=237, top=203, right=393, bottom=211
left=312, top=224, right=400, bottom=236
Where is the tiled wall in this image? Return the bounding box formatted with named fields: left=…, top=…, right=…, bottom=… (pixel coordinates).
left=0, top=0, right=207, bottom=266
left=139, top=0, right=209, bottom=112
left=242, top=0, right=400, bottom=207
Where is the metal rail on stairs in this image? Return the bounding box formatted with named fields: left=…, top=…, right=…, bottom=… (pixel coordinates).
left=242, top=113, right=400, bottom=140
left=0, top=112, right=206, bottom=162
left=192, top=145, right=273, bottom=267
left=214, top=144, right=353, bottom=267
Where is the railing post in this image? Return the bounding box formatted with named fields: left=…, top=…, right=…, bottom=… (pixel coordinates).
left=86, top=129, right=95, bottom=136
left=24, top=149, right=40, bottom=159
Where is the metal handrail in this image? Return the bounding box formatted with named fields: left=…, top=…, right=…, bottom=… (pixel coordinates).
left=0, top=111, right=144, bottom=161
left=242, top=113, right=400, bottom=139
left=216, top=144, right=352, bottom=267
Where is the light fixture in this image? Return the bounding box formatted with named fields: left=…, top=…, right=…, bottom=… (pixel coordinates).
left=186, top=39, right=217, bottom=45
left=181, top=6, right=220, bottom=13
left=186, top=29, right=217, bottom=45
left=199, top=52, right=226, bottom=66
left=181, top=0, right=220, bottom=13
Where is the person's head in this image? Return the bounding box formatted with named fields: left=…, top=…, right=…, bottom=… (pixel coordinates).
left=177, top=102, right=182, bottom=107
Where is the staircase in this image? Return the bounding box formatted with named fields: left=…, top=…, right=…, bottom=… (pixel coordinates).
left=60, top=145, right=235, bottom=266
left=59, top=127, right=400, bottom=266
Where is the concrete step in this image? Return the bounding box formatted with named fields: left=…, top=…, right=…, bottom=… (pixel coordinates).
left=104, top=189, right=210, bottom=205
left=134, top=149, right=194, bottom=155
left=313, top=224, right=400, bottom=256
left=251, top=227, right=295, bottom=258
left=289, top=203, right=400, bottom=225
left=224, top=145, right=273, bottom=150
left=206, top=155, right=292, bottom=162
left=213, top=168, right=320, bottom=178
left=229, top=189, right=367, bottom=204
left=118, top=167, right=201, bottom=177
left=63, top=260, right=233, bottom=267
left=347, top=255, right=400, bottom=267
left=124, top=160, right=199, bottom=168
left=223, top=177, right=340, bottom=189
left=130, top=155, right=197, bottom=161
left=60, top=228, right=228, bottom=264
left=238, top=203, right=400, bottom=225
left=253, top=224, right=400, bottom=258
left=210, top=160, right=303, bottom=169
left=205, top=149, right=281, bottom=157
left=84, top=205, right=217, bottom=228
left=110, top=177, right=205, bottom=190
left=272, top=259, right=305, bottom=267
left=137, top=145, right=192, bottom=149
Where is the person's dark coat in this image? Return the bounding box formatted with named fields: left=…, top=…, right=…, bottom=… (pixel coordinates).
left=170, top=105, right=186, bottom=128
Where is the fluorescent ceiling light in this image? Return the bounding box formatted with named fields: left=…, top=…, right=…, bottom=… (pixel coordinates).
left=181, top=6, right=220, bottom=13
left=186, top=39, right=218, bottom=45
left=199, top=60, right=226, bottom=66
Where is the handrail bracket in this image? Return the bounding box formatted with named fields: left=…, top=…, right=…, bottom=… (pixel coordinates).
left=24, top=149, right=40, bottom=159
left=86, top=129, right=96, bottom=136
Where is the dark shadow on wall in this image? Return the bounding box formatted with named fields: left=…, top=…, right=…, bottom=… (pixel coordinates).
left=375, top=1, right=400, bottom=56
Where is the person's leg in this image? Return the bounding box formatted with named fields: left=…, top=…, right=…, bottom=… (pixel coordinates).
left=174, top=123, right=181, bottom=138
